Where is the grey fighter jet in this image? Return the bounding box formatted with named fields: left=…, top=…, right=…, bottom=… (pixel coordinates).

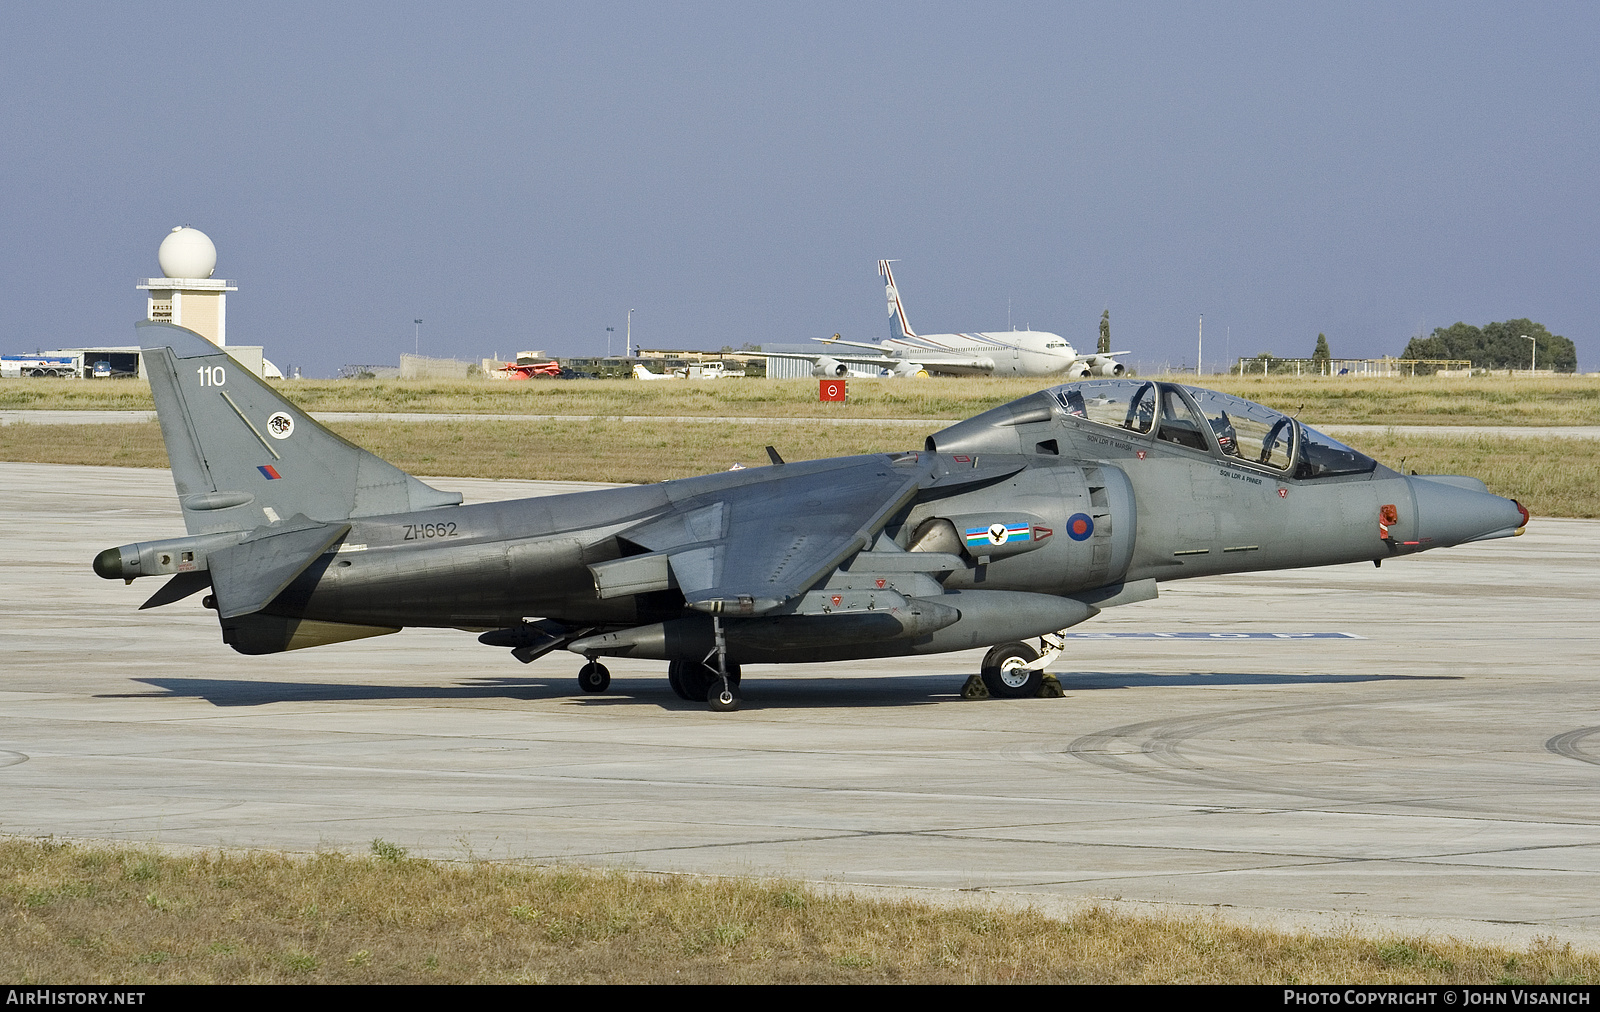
left=95, top=323, right=1529, bottom=711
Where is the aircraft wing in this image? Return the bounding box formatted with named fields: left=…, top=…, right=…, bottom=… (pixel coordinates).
left=603, top=455, right=936, bottom=615
left=761, top=350, right=909, bottom=370
left=593, top=454, right=1028, bottom=616
left=809, top=337, right=997, bottom=374
left=815, top=336, right=899, bottom=353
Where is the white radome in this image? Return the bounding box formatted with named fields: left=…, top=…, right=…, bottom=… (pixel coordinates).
left=157, top=226, right=217, bottom=280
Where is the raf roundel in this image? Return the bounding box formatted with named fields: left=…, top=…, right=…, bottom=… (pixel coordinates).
left=266, top=411, right=295, bottom=440
left=1067, top=512, right=1095, bottom=541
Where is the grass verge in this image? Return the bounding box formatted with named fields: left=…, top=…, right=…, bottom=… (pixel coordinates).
left=1, top=419, right=1594, bottom=516
left=4, top=838, right=1595, bottom=984
left=5, top=374, right=1600, bottom=426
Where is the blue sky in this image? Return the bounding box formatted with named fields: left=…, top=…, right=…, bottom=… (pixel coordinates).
left=3, top=3, right=1594, bottom=375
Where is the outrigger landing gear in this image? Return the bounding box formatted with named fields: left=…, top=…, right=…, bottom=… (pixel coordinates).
left=578, top=657, right=611, bottom=693
left=667, top=659, right=740, bottom=702
left=706, top=615, right=740, bottom=712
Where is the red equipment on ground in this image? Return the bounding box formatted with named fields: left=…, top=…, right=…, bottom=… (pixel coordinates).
left=500, top=360, right=561, bottom=380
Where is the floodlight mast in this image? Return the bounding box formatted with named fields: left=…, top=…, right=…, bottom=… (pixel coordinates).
left=1524, top=334, right=1536, bottom=373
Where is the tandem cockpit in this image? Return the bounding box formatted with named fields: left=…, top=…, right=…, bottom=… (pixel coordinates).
left=930, top=378, right=1379, bottom=481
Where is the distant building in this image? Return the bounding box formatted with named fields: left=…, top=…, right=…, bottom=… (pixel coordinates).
left=135, top=226, right=279, bottom=379
left=399, top=353, right=475, bottom=379
left=338, top=364, right=402, bottom=380
left=137, top=226, right=237, bottom=347
left=2, top=226, right=282, bottom=380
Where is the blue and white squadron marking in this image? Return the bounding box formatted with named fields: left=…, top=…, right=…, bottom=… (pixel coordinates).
left=966, top=522, right=1032, bottom=547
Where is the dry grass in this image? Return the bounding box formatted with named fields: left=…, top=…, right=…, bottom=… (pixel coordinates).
left=2, top=418, right=1595, bottom=516
left=4, top=838, right=1595, bottom=984
left=1350, top=432, right=1600, bottom=519
left=0, top=419, right=910, bottom=486
left=6, top=373, right=1600, bottom=425
left=1193, top=373, right=1600, bottom=427
left=0, top=377, right=1015, bottom=420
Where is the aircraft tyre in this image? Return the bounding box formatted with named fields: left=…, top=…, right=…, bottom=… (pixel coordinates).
left=668, top=660, right=740, bottom=702
left=708, top=681, right=740, bottom=712
left=578, top=661, right=610, bottom=693
left=980, top=642, right=1043, bottom=699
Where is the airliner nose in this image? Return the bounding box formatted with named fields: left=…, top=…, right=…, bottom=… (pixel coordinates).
left=1406, top=475, right=1528, bottom=548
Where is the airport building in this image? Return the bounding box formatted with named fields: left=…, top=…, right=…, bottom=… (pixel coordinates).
left=138, top=226, right=233, bottom=345
left=2, top=227, right=282, bottom=380
left=137, top=226, right=280, bottom=379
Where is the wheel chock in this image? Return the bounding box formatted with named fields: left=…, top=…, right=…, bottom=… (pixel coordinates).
left=1038, top=673, right=1065, bottom=698
left=960, top=675, right=990, bottom=700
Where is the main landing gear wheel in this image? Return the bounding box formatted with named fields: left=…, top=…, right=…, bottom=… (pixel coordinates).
left=667, top=660, right=740, bottom=702
left=980, top=642, right=1042, bottom=699
left=578, top=661, right=610, bottom=693
left=667, top=660, right=689, bottom=700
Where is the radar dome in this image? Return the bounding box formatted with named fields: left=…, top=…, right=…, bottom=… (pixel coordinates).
left=157, top=226, right=217, bottom=280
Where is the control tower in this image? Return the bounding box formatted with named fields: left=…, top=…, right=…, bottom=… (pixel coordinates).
left=137, top=226, right=236, bottom=346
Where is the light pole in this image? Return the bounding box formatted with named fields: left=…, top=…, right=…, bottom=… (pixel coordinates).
left=414, top=319, right=422, bottom=357
left=1197, top=315, right=1203, bottom=376
left=606, top=326, right=615, bottom=357
left=626, top=309, right=634, bottom=358
left=1523, top=334, right=1536, bottom=373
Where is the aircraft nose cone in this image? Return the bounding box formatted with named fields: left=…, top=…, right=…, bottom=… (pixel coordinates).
left=1406, top=476, right=1527, bottom=548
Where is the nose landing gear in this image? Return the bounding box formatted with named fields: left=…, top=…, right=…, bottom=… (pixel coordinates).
left=967, top=632, right=1069, bottom=699
left=980, top=642, right=1043, bottom=698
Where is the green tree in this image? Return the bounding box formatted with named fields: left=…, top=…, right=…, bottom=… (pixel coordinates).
left=1238, top=352, right=1294, bottom=374
left=1098, top=310, right=1111, bottom=355
left=1312, top=333, right=1331, bottom=374
left=1401, top=321, right=1476, bottom=363
left=1482, top=320, right=1576, bottom=372
left=1401, top=319, right=1576, bottom=372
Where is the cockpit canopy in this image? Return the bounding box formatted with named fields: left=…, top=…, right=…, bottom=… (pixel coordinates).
left=930, top=378, right=1377, bottom=479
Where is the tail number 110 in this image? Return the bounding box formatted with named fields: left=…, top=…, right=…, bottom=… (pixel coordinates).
left=197, top=365, right=226, bottom=387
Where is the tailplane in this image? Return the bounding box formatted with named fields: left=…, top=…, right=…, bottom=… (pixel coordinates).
left=879, top=260, right=918, bottom=343
left=137, top=322, right=462, bottom=535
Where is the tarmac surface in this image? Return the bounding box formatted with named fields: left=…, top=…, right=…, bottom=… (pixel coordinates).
left=3, top=461, right=1599, bottom=948
left=5, top=409, right=1600, bottom=440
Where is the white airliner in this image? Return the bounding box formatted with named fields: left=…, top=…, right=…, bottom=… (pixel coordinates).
left=769, top=261, right=1128, bottom=379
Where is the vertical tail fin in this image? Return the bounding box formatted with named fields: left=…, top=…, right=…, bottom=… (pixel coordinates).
left=879, top=260, right=917, bottom=342
left=137, top=322, right=462, bottom=535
